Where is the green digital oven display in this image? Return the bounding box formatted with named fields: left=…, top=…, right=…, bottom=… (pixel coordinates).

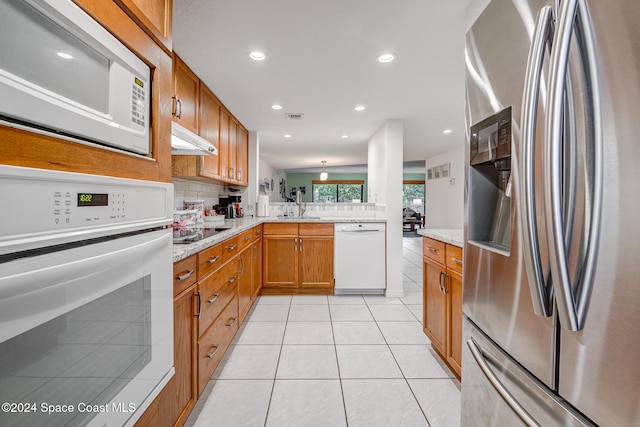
left=77, top=193, right=109, bottom=207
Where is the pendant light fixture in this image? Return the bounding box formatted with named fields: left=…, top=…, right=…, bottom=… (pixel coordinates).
left=320, top=160, right=328, bottom=181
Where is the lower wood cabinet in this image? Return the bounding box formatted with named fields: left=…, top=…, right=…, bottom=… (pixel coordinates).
left=262, top=223, right=334, bottom=294
left=135, top=256, right=198, bottom=427
left=422, top=237, right=463, bottom=379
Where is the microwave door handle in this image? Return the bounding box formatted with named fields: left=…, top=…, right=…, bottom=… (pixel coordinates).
left=545, top=0, right=603, bottom=332
left=520, top=5, right=555, bottom=317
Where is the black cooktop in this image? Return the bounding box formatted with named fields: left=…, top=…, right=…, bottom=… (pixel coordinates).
left=173, top=227, right=230, bottom=244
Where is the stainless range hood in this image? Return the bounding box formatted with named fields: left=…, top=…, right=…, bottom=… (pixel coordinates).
left=171, top=122, right=217, bottom=156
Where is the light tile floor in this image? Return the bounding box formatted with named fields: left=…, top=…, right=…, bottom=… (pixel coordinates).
left=186, top=235, right=461, bottom=427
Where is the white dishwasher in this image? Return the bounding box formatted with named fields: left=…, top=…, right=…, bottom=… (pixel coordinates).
left=334, top=222, right=386, bottom=295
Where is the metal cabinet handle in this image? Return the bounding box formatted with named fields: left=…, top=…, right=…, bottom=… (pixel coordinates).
left=545, top=0, right=602, bottom=331
left=239, top=256, right=245, bottom=274
left=244, top=236, right=251, bottom=242
left=207, top=293, right=219, bottom=304
left=439, top=271, right=448, bottom=295
left=252, top=244, right=257, bottom=260
left=208, top=255, right=220, bottom=264
left=451, top=257, right=463, bottom=265
left=227, top=244, right=238, bottom=251
left=294, top=238, right=298, bottom=251
left=176, top=98, right=182, bottom=119
left=228, top=317, right=237, bottom=327
left=467, top=339, right=540, bottom=427
left=176, top=269, right=194, bottom=281
left=206, top=345, right=219, bottom=359
left=299, top=239, right=303, bottom=253
left=438, top=271, right=445, bottom=294
left=520, top=5, right=555, bottom=319
left=195, top=291, right=202, bottom=318
left=427, top=247, right=438, bottom=253
left=228, top=275, right=237, bottom=284
left=255, top=229, right=261, bottom=235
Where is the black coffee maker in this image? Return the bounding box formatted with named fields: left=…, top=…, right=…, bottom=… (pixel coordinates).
left=216, top=196, right=242, bottom=218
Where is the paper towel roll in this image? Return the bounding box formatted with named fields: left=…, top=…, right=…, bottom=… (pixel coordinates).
left=257, top=195, right=269, bottom=217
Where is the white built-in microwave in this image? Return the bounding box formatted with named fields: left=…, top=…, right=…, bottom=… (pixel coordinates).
left=0, top=0, right=151, bottom=155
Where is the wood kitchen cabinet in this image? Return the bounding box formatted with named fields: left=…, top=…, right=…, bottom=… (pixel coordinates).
left=262, top=223, right=334, bottom=294
left=113, top=0, right=172, bottom=53
left=422, top=236, right=463, bottom=379
left=172, top=54, right=199, bottom=134
left=236, top=127, right=249, bottom=186
left=136, top=255, right=198, bottom=427
left=169, top=55, right=249, bottom=187
left=251, top=226, right=263, bottom=300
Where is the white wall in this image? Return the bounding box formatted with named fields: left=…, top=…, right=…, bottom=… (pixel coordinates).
left=425, top=146, right=465, bottom=229
left=368, top=119, right=404, bottom=298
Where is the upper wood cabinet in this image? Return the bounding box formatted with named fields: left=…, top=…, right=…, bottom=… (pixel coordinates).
left=198, top=85, right=222, bottom=179
left=236, top=127, right=249, bottom=186
left=172, top=54, right=199, bottom=134
left=170, top=54, right=249, bottom=187
left=113, top=0, right=172, bottom=53
left=218, top=108, right=231, bottom=180
left=3, top=0, right=172, bottom=182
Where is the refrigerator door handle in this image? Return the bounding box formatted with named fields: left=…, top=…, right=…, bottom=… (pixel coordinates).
left=467, top=339, right=541, bottom=427
left=520, top=5, right=555, bottom=318
left=545, top=0, right=603, bottom=331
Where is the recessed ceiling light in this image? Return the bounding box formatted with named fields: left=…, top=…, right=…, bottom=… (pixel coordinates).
left=271, top=104, right=282, bottom=110
left=284, top=134, right=292, bottom=138
left=249, top=51, right=266, bottom=61
left=354, top=105, right=366, bottom=111
left=57, top=52, right=73, bottom=59
left=341, top=134, right=349, bottom=139
left=376, top=53, right=396, bottom=63
left=443, top=129, right=453, bottom=134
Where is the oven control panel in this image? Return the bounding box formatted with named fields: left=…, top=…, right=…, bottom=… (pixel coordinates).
left=0, top=165, right=173, bottom=252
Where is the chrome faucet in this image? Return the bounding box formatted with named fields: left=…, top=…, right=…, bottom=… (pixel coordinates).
left=296, top=189, right=307, bottom=217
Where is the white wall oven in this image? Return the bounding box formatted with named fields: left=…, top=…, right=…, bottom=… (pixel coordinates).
left=0, top=165, right=174, bottom=426
left=0, top=0, right=151, bottom=155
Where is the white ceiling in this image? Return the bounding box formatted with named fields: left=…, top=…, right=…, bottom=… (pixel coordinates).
left=173, top=0, right=471, bottom=172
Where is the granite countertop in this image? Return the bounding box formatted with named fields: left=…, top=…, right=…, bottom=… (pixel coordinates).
left=417, top=229, right=463, bottom=247
left=173, top=217, right=387, bottom=262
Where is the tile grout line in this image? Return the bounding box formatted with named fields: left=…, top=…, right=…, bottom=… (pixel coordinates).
left=262, top=299, right=292, bottom=427
left=328, top=295, right=350, bottom=427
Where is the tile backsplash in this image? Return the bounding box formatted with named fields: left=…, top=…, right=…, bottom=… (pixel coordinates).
left=172, top=179, right=245, bottom=211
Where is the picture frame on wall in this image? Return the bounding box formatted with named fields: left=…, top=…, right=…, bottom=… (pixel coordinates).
left=265, top=179, right=270, bottom=191
left=434, top=166, right=441, bottom=179
left=442, top=163, right=450, bottom=178
left=427, top=168, right=433, bottom=180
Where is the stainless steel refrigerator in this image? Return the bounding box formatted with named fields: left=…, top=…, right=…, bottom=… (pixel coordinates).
left=462, top=0, right=640, bottom=426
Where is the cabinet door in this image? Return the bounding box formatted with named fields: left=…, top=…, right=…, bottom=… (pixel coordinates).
left=198, top=85, right=221, bottom=178
left=423, top=256, right=446, bottom=357
left=173, top=54, right=199, bottom=134
left=446, top=268, right=463, bottom=378
left=263, top=236, right=298, bottom=287
left=299, top=237, right=334, bottom=288
left=218, top=109, right=230, bottom=179
left=237, top=247, right=252, bottom=323
left=228, top=119, right=238, bottom=181
left=251, top=239, right=263, bottom=300
left=236, top=126, right=248, bottom=185
left=113, top=0, right=172, bottom=52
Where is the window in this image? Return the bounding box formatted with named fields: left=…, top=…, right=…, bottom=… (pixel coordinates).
left=312, top=180, right=364, bottom=203
left=403, top=180, right=425, bottom=214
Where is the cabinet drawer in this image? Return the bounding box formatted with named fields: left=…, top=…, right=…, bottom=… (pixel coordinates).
left=173, top=255, right=197, bottom=296
left=237, top=229, right=254, bottom=252
left=446, top=244, right=464, bottom=273
left=423, top=237, right=446, bottom=265
left=299, top=223, right=333, bottom=236
left=198, top=259, right=239, bottom=335
left=198, top=243, right=223, bottom=279
left=263, top=223, right=298, bottom=235
left=197, top=296, right=238, bottom=395
left=220, top=236, right=240, bottom=264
